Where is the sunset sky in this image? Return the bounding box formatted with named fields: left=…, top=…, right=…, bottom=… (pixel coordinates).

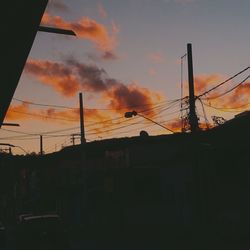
left=1, top=0, right=250, bottom=154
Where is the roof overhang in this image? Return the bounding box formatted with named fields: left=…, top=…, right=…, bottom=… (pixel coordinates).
left=0, top=0, right=49, bottom=127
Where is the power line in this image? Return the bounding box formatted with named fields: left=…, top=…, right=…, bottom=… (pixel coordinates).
left=84, top=102, right=180, bottom=133
left=197, top=98, right=210, bottom=129
left=10, top=110, right=78, bottom=122
left=13, top=98, right=77, bottom=110
left=0, top=128, right=36, bottom=136
left=84, top=101, right=178, bottom=130
left=202, top=102, right=245, bottom=113
left=0, top=126, right=80, bottom=139
left=8, top=99, right=177, bottom=124
left=0, top=100, right=181, bottom=140
left=197, top=66, right=250, bottom=99
left=201, top=74, right=250, bottom=100
left=12, top=97, right=178, bottom=111
left=203, top=101, right=250, bottom=111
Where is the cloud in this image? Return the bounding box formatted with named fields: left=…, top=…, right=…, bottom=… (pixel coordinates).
left=5, top=102, right=78, bottom=122
left=165, top=118, right=182, bottom=132
left=213, top=81, right=250, bottom=108
left=97, top=3, right=107, bottom=18
left=87, top=51, right=118, bottom=61
left=41, top=13, right=118, bottom=54
left=46, top=0, right=69, bottom=12
left=111, top=21, right=120, bottom=34
left=24, top=58, right=164, bottom=115
left=25, top=60, right=80, bottom=97
left=104, top=82, right=162, bottom=114
left=189, top=73, right=250, bottom=109
left=101, top=51, right=118, bottom=60
left=148, top=68, right=157, bottom=76
left=148, top=52, right=165, bottom=64
left=5, top=102, right=30, bottom=121
left=5, top=101, right=110, bottom=126
left=183, top=74, right=225, bottom=99
left=193, top=74, right=224, bottom=95
left=164, top=117, right=213, bottom=132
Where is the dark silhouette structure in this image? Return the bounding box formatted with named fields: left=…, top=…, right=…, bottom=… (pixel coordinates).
left=0, top=0, right=75, bottom=127
left=1, top=111, right=250, bottom=249
left=1, top=0, right=49, bottom=127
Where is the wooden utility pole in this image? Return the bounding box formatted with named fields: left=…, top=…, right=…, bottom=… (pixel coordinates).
left=71, top=134, right=76, bottom=146
left=187, top=43, right=199, bottom=132
left=40, top=135, right=43, bottom=155
left=79, top=93, right=86, bottom=144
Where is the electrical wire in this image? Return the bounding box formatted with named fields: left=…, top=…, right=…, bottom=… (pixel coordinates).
left=202, top=102, right=244, bottom=113
left=12, top=97, right=178, bottom=111
left=13, top=98, right=77, bottom=110
left=201, top=74, right=250, bottom=100
left=197, top=98, right=210, bottom=129
left=203, top=101, right=250, bottom=111
left=0, top=100, right=181, bottom=141
left=10, top=110, right=78, bottom=122
left=197, top=66, right=250, bottom=99
left=8, top=99, right=176, bottom=125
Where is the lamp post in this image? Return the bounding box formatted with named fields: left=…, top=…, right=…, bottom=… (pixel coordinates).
left=124, top=111, right=174, bottom=133
left=0, top=143, right=28, bottom=154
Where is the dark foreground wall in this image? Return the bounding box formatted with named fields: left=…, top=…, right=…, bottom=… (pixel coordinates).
left=1, top=124, right=250, bottom=243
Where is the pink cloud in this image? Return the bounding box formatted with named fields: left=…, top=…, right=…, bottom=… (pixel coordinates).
left=148, top=68, right=157, bottom=76
left=41, top=12, right=118, bottom=54
left=148, top=52, right=165, bottom=64
left=97, top=3, right=107, bottom=18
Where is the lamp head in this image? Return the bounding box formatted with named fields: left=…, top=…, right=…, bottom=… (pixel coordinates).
left=124, top=110, right=137, bottom=118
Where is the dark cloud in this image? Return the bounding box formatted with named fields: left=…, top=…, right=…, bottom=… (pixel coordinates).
left=86, top=51, right=118, bottom=62
left=47, top=0, right=69, bottom=12
left=101, top=51, right=118, bottom=60
left=24, top=58, right=164, bottom=113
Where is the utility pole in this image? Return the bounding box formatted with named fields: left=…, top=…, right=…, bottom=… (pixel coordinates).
left=40, top=135, right=43, bottom=155
left=71, top=134, right=76, bottom=146
left=71, top=133, right=80, bottom=146
left=79, top=92, right=86, bottom=144
left=187, top=43, right=199, bottom=132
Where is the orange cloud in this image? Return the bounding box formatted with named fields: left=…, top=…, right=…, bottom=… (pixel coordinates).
left=191, top=74, right=250, bottom=110
left=165, top=118, right=182, bottom=132
left=5, top=102, right=30, bottom=120
left=104, top=82, right=163, bottom=116
left=164, top=118, right=213, bottom=132
left=5, top=102, right=78, bottom=122
left=193, top=74, right=224, bottom=95
left=41, top=12, right=118, bottom=53
left=212, top=81, right=250, bottom=108
left=25, top=60, right=80, bottom=97
left=5, top=102, right=112, bottom=128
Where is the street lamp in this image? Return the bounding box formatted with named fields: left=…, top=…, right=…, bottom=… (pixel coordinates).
left=124, top=111, right=174, bottom=133
left=0, top=143, right=28, bottom=154
left=1, top=123, right=20, bottom=127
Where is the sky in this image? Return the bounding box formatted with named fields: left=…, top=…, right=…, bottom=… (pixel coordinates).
left=1, top=0, right=250, bottom=154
